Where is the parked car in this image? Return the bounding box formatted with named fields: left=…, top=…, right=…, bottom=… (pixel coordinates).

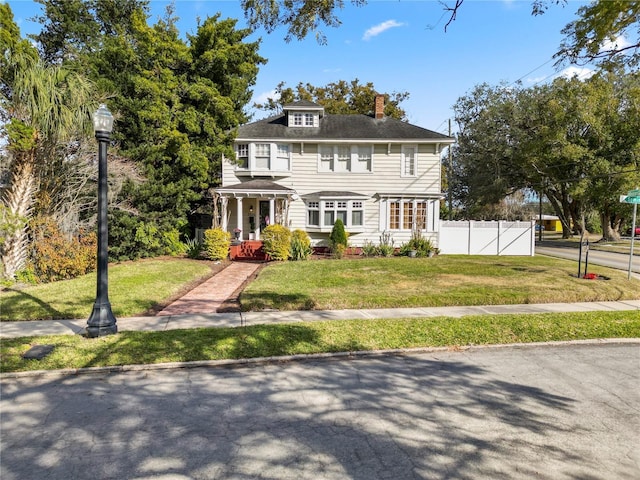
left=626, top=226, right=640, bottom=236
left=535, top=224, right=545, bottom=232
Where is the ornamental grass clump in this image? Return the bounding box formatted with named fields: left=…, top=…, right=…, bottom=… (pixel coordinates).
left=400, top=230, right=437, bottom=257
left=262, top=224, right=291, bottom=261
left=290, top=229, right=313, bottom=261
left=377, top=231, right=395, bottom=257
left=203, top=227, right=231, bottom=260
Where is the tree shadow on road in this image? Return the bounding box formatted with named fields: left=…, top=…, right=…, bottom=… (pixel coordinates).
left=1, top=345, right=637, bottom=479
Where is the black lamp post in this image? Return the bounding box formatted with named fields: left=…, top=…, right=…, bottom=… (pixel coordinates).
left=86, top=104, right=117, bottom=337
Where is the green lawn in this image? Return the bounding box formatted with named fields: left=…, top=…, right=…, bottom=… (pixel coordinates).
left=240, top=256, right=640, bottom=311
left=2, top=311, right=639, bottom=373
left=0, top=258, right=215, bottom=321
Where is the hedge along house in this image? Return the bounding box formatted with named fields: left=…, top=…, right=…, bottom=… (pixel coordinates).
left=216, top=96, right=454, bottom=251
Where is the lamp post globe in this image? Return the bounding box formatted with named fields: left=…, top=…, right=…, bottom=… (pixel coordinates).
left=86, top=104, right=117, bottom=337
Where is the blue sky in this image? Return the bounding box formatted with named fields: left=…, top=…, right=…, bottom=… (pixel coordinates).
left=7, top=0, right=595, bottom=135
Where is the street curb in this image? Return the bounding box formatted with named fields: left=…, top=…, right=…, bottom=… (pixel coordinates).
left=2, top=338, right=639, bottom=380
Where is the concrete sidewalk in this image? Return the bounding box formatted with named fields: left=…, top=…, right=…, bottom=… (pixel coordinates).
left=2, top=299, right=639, bottom=339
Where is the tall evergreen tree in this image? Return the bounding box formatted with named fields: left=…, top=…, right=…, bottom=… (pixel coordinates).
left=33, top=1, right=265, bottom=259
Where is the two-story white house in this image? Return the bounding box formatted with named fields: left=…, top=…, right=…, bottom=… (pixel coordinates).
left=216, top=95, right=454, bottom=251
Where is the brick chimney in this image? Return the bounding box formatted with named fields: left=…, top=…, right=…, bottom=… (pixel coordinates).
left=374, top=94, right=385, bottom=119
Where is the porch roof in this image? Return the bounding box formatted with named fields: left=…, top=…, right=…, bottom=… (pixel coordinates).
left=215, top=179, right=297, bottom=198
left=302, top=191, right=369, bottom=199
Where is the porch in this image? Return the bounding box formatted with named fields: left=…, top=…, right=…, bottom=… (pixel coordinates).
left=215, top=179, right=298, bottom=243
left=230, top=240, right=267, bottom=261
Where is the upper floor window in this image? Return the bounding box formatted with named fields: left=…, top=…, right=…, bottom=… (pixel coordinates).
left=289, top=111, right=318, bottom=127
left=318, top=145, right=373, bottom=173
left=402, top=146, right=417, bottom=177
left=354, top=146, right=372, bottom=173
left=237, top=144, right=249, bottom=169
left=234, top=142, right=291, bottom=175
left=320, top=146, right=334, bottom=171
left=255, top=143, right=271, bottom=169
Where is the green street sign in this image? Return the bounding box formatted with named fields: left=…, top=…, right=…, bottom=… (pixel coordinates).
left=628, top=189, right=640, bottom=197
left=625, top=196, right=640, bottom=204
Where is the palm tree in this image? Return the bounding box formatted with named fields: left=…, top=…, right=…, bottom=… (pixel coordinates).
left=1, top=55, right=96, bottom=278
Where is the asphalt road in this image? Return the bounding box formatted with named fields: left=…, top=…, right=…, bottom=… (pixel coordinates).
left=536, top=243, right=640, bottom=276
left=2, top=342, right=639, bottom=479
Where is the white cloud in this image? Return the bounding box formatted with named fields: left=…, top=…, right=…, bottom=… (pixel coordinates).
left=559, top=66, right=596, bottom=81
left=253, top=89, right=279, bottom=104
left=362, top=20, right=405, bottom=41
left=526, top=76, right=548, bottom=84
left=600, top=34, right=632, bottom=53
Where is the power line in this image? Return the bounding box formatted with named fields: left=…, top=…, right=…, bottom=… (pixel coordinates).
left=509, top=58, right=555, bottom=87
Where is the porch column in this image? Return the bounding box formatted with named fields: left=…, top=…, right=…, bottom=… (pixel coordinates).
left=269, top=198, right=275, bottom=225
left=221, top=197, right=229, bottom=231
left=236, top=197, right=243, bottom=239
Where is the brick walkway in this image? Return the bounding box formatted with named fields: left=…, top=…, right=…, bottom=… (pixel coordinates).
left=156, top=262, right=262, bottom=316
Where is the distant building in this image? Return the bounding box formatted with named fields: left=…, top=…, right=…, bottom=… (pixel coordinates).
left=535, top=215, right=562, bottom=232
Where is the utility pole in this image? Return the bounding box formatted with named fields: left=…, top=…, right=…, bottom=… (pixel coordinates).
left=448, top=119, right=453, bottom=221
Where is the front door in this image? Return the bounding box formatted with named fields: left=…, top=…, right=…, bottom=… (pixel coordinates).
left=259, top=200, right=270, bottom=230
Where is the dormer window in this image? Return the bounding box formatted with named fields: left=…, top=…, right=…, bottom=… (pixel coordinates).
left=284, top=100, right=324, bottom=128
left=289, top=111, right=318, bottom=127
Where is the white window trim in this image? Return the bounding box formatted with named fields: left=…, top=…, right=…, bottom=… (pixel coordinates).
left=306, top=198, right=366, bottom=232
left=353, top=145, right=373, bottom=173
left=317, top=144, right=373, bottom=173
left=288, top=111, right=319, bottom=127
left=401, top=145, right=418, bottom=177
left=385, top=198, right=432, bottom=232
left=234, top=142, right=292, bottom=174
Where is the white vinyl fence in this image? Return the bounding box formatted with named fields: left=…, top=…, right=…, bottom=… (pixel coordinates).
left=439, top=220, right=535, bottom=256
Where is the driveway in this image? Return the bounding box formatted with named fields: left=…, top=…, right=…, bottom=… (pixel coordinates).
left=2, top=342, right=639, bottom=479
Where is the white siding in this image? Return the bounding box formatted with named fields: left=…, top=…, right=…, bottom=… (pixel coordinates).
left=222, top=141, right=444, bottom=247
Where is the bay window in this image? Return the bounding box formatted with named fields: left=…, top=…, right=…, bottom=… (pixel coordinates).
left=306, top=198, right=366, bottom=230
left=233, top=142, right=292, bottom=175
left=255, top=143, right=271, bottom=169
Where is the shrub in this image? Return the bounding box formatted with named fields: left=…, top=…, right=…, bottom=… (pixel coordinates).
left=162, top=229, right=187, bottom=256
left=15, top=268, right=38, bottom=285
left=262, top=224, right=291, bottom=261
left=332, top=243, right=346, bottom=259
left=28, top=217, right=97, bottom=283
left=109, top=212, right=189, bottom=261
left=399, top=230, right=437, bottom=257
left=203, top=227, right=231, bottom=261
left=329, top=219, right=348, bottom=248
left=329, top=219, right=349, bottom=258
left=290, top=229, right=313, bottom=261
